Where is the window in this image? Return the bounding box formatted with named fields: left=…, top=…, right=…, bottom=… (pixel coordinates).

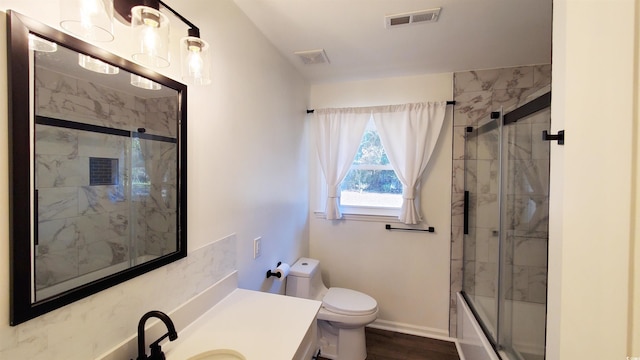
left=340, top=120, right=403, bottom=211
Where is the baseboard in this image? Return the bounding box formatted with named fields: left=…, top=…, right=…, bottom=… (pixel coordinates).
left=368, top=319, right=453, bottom=342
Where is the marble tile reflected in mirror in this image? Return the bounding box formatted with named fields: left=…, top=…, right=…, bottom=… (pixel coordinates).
left=8, top=11, right=187, bottom=325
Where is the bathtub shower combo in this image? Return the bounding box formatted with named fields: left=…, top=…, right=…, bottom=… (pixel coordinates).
left=459, top=92, right=551, bottom=360
left=33, top=61, right=179, bottom=302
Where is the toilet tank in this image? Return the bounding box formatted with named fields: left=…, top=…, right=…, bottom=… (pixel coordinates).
left=285, top=258, right=327, bottom=300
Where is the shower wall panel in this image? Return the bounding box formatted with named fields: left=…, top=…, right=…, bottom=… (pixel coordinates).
left=34, top=66, right=178, bottom=290
left=449, top=65, right=551, bottom=336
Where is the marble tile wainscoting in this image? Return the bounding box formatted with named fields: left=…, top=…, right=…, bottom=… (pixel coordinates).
left=1, top=234, right=237, bottom=360
left=34, top=65, right=179, bottom=295
left=449, top=65, right=551, bottom=336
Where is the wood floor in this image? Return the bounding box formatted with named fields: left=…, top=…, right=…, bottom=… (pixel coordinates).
left=318, top=328, right=460, bottom=360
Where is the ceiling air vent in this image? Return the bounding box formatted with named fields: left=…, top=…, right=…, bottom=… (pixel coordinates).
left=294, top=49, right=330, bottom=65
left=385, top=8, right=442, bottom=29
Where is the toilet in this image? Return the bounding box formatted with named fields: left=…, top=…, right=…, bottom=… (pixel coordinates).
left=285, top=257, right=378, bottom=360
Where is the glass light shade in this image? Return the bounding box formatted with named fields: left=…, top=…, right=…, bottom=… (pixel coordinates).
left=28, top=34, right=57, bottom=52
left=78, top=54, right=119, bottom=74
left=60, top=0, right=114, bottom=42
left=180, top=36, right=211, bottom=85
left=131, top=6, right=170, bottom=68
left=130, top=74, right=162, bottom=90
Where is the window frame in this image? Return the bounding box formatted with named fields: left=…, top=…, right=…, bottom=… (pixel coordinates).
left=337, top=120, right=403, bottom=217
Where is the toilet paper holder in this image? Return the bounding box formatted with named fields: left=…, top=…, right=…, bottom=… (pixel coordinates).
left=266, top=262, right=283, bottom=279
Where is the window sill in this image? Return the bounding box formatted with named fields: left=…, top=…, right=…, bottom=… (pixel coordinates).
left=313, top=211, right=402, bottom=223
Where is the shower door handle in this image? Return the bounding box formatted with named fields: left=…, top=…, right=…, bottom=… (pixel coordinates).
left=542, top=130, right=565, bottom=145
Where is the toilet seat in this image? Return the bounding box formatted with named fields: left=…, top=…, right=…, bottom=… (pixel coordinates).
left=322, top=287, right=378, bottom=316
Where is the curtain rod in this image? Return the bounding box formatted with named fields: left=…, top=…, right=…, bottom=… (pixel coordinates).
left=306, top=101, right=456, bottom=114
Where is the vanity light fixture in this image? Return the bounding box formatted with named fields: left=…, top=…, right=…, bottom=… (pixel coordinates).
left=180, top=28, right=211, bottom=85
left=60, top=0, right=115, bottom=42
left=78, top=53, right=120, bottom=74
left=117, top=0, right=211, bottom=85
left=131, top=2, right=170, bottom=68
left=60, top=0, right=212, bottom=85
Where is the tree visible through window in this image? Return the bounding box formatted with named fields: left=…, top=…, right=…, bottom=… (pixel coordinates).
left=340, top=120, right=403, bottom=208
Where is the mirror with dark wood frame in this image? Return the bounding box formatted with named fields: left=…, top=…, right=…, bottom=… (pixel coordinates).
left=7, top=10, right=187, bottom=325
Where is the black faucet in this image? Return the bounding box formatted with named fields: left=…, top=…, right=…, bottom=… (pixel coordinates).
left=134, top=310, right=178, bottom=360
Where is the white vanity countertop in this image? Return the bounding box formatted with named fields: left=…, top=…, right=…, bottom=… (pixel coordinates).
left=163, top=289, right=321, bottom=360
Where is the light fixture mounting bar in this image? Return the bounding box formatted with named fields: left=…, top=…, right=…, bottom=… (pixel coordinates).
left=157, top=0, right=200, bottom=37
left=114, top=0, right=201, bottom=36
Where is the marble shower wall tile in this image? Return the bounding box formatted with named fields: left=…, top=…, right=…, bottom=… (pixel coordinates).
left=453, top=90, right=492, bottom=126
left=528, top=267, right=548, bottom=303
left=78, top=236, right=129, bottom=274
left=145, top=96, right=178, bottom=137
left=78, top=185, right=128, bottom=215
left=34, top=69, right=183, bottom=290
left=494, top=67, right=534, bottom=90
left=36, top=125, right=78, bottom=157
left=454, top=70, right=500, bottom=95
left=77, top=79, right=137, bottom=111
left=36, top=154, right=89, bottom=188
left=35, top=250, right=79, bottom=289
left=38, top=187, right=79, bottom=221
left=450, top=64, right=551, bottom=335
left=514, top=237, right=548, bottom=267
left=474, top=261, right=497, bottom=297
left=0, top=235, right=238, bottom=360
left=452, top=160, right=465, bottom=194
left=35, top=66, right=78, bottom=95
left=452, top=126, right=468, bottom=161
left=534, top=64, right=552, bottom=88
left=476, top=130, right=499, bottom=160
left=37, top=88, right=111, bottom=125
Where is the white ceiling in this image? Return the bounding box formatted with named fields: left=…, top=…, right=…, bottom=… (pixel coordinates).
left=232, top=0, right=552, bottom=84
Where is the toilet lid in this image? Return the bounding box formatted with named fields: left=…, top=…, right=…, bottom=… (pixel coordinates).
left=323, top=287, right=378, bottom=316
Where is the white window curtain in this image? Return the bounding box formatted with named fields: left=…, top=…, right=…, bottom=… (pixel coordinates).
left=313, top=108, right=371, bottom=219
left=372, top=102, right=447, bottom=224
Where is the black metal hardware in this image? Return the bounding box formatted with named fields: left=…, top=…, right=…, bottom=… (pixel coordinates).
left=34, top=189, right=39, bottom=246
left=385, top=224, right=435, bottom=233
left=463, top=191, right=469, bottom=235
left=542, top=130, right=565, bottom=145
left=491, top=111, right=500, bottom=119
left=503, top=91, right=551, bottom=126
left=307, top=101, right=456, bottom=114
left=466, top=126, right=473, bottom=133
left=266, top=262, right=283, bottom=279
left=137, top=127, right=146, bottom=133
left=134, top=311, right=178, bottom=360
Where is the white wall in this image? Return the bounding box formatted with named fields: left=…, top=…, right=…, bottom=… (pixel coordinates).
left=308, top=74, right=454, bottom=338
left=0, top=1, right=309, bottom=358
left=547, top=0, right=639, bottom=359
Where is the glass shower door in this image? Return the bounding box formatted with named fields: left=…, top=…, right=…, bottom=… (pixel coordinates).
left=462, top=111, right=503, bottom=344
left=499, top=105, right=550, bottom=360
left=462, top=92, right=550, bottom=360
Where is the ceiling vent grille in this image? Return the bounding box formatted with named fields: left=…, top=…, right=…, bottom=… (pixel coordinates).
left=294, top=49, right=330, bottom=65
left=385, top=8, right=441, bottom=28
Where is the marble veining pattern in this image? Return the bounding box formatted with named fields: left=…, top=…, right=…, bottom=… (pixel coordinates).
left=33, top=67, right=180, bottom=295
left=449, top=64, right=551, bottom=336
left=0, top=235, right=238, bottom=360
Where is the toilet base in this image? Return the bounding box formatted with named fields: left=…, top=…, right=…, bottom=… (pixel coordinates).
left=318, top=320, right=367, bottom=360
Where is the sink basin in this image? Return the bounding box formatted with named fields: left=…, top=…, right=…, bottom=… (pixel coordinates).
left=186, top=349, right=246, bottom=360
